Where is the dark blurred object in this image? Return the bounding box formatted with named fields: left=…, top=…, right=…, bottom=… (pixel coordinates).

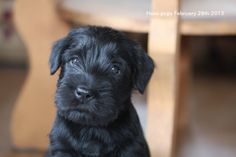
left=2, top=8, right=13, bottom=39
left=0, top=0, right=27, bottom=67
left=0, top=0, right=14, bottom=40
left=188, top=36, right=236, bottom=75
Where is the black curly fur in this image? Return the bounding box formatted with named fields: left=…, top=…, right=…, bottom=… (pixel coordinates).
left=48, top=26, right=154, bottom=157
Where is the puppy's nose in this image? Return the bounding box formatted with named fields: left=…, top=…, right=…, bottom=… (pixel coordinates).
left=75, top=86, right=94, bottom=103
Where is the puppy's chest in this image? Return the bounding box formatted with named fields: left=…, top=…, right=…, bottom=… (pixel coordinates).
left=69, top=128, right=116, bottom=156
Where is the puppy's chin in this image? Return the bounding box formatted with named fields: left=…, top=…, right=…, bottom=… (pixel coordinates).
left=55, top=90, right=120, bottom=126
left=57, top=105, right=119, bottom=126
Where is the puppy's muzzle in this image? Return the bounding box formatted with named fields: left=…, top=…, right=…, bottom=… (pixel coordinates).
left=75, top=85, right=94, bottom=103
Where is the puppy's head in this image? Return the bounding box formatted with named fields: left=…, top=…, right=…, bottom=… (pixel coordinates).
left=50, top=26, right=154, bottom=126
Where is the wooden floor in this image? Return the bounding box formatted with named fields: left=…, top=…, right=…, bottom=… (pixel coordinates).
left=177, top=74, right=236, bottom=157
left=0, top=68, right=236, bottom=157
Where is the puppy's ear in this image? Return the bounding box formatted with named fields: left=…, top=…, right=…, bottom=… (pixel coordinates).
left=132, top=45, right=154, bottom=94
left=49, top=37, right=68, bottom=75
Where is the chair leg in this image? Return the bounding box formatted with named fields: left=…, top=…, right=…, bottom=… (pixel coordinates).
left=11, top=0, right=69, bottom=149
left=147, top=16, right=180, bottom=157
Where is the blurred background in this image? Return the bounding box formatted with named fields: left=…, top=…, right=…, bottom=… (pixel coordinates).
left=0, top=0, right=236, bottom=157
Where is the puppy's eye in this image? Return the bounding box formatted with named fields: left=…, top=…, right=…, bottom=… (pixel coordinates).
left=111, top=65, right=121, bottom=75
left=70, top=58, right=79, bottom=65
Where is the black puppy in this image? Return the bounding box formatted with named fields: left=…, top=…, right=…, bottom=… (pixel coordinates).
left=48, top=26, right=154, bottom=157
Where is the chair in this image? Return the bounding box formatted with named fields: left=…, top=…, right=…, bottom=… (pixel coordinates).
left=11, top=0, right=236, bottom=156
left=11, top=0, right=69, bottom=149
